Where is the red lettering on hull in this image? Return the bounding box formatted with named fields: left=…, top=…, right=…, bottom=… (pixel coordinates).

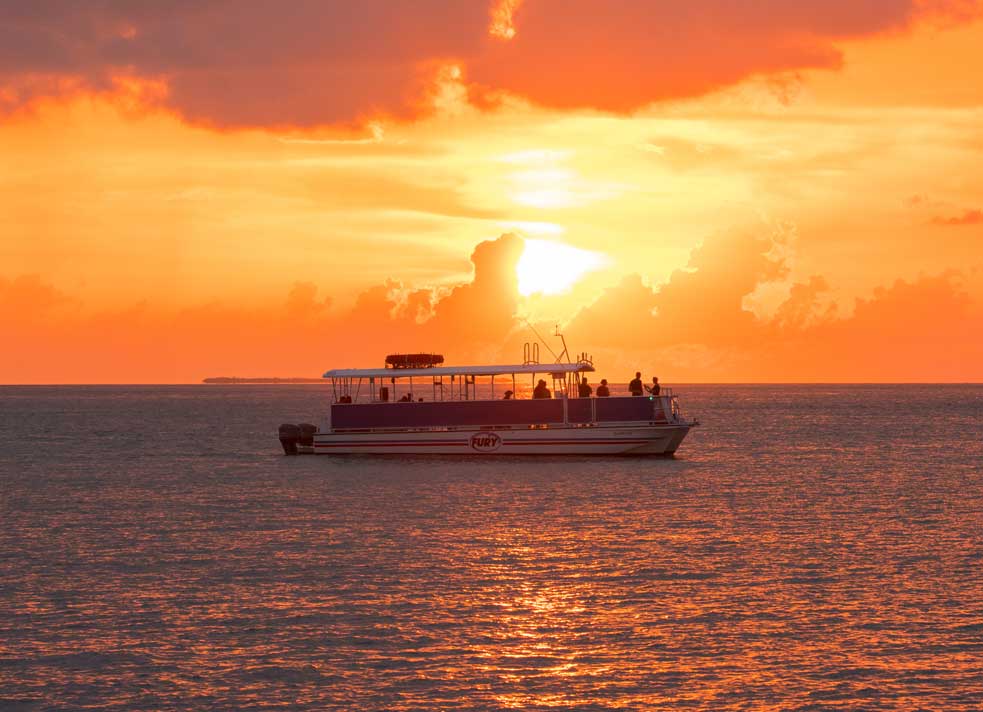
left=469, top=432, right=502, bottom=452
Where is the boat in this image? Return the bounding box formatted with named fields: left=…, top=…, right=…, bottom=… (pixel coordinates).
left=278, top=344, right=697, bottom=456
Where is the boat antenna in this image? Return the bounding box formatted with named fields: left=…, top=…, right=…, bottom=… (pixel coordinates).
left=524, top=319, right=560, bottom=362
left=553, top=324, right=570, bottom=364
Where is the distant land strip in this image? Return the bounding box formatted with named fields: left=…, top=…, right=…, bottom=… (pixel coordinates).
left=202, top=377, right=325, bottom=384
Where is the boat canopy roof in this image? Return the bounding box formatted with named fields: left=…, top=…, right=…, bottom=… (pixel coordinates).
left=324, top=362, right=594, bottom=379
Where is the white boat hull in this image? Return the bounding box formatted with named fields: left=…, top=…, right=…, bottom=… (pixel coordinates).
left=311, top=424, right=692, bottom=456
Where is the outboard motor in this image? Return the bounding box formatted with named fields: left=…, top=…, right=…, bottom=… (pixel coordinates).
left=298, top=423, right=317, bottom=448
left=278, top=423, right=301, bottom=455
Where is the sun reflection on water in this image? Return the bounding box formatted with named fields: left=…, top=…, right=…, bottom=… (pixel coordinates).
left=2, top=385, right=982, bottom=709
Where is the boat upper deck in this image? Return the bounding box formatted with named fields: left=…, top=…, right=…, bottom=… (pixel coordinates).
left=323, top=362, right=593, bottom=379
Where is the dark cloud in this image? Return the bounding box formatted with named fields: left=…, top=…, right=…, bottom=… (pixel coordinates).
left=0, top=0, right=976, bottom=126
left=466, top=0, right=975, bottom=113
left=0, top=0, right=490, bottom=126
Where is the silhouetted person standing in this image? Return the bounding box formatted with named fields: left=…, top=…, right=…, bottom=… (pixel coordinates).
left=629, top=372, right=643, bottom=396
left=533, top=379, right=552, bottom=399
left=578, top=377, right=592, bottom=398
left=646, top=376, right=661, bottom=396
left=596, top=379, right=610, bottom=397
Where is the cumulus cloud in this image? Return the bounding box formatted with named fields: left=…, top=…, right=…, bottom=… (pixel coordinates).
left=0, top=0, right=977, bottom=126
left=566, top=226, right=788, bottom=355
left=284, top=281, right=332, bottom=317
left=778, top=271, right=981, bottom=381
left=3, top=230, right=982, bottom=382
left=415, top=233, right=524, bottom=344
left=772, top=275, right=837, bottom=329
left=1, top=233, right=528, bottom=381
left=563, top=226, right=982, bottom=381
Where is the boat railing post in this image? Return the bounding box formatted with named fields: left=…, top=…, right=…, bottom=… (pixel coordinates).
left=659, top=394, right=671, bottom=421
left=562, top=389, right=568, bottom=425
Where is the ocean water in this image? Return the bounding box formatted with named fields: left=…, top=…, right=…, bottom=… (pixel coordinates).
left=1, top=384, right=981, bottom=711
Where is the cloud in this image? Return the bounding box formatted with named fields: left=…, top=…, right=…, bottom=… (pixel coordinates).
left=563, top=225, right=982, bottom=381
left=0, top=274, right=79, bottom=331
left=295, top=168, right=501, bottom=221
left=780, top=271, right=981, bottom=381
left=567, top=226, right=788, bottom=354
left=637, top=137, right=743, bottom=171
left=772, top=275, right=837, bottom=329
left=424, top=232, right=525, bottom=344
left=0, top=233, right=526, bottom=382
left=0, top=1, right=490, bottom=126
left=284, top=281, right=332, bottom=317
left=0, top=1, right=977, bottom=127
left=0, top=273, right=74, bottom=311
left=930, top=208, right=983, bottom=226
left=467, top=0, right=977, bottom=112
left=3, top=230, right=981, bottom=383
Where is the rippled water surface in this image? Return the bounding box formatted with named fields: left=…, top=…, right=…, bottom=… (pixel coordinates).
left=1, top=384, right=982, bottom=710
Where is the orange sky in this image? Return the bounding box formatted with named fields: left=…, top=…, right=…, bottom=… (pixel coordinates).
left=2, top=1, right=982, bottom=383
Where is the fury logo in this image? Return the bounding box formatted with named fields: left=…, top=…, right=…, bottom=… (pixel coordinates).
left=470, top=432, right=502, bottom=452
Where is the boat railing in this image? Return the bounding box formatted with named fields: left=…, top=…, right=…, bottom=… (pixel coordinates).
left=329, top=394, right=679, bottom=430
left=331, top=391, right=676, bottom=405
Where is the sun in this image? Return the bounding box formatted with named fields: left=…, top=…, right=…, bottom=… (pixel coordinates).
left=516, top=239, right=607, bottom=296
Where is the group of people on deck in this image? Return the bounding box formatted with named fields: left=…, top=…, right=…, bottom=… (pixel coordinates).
left=629, top=372, right=661, bottom=397
left=349, top=373, right=662, bottom=404
left=519, top=372, right=660, bottom=399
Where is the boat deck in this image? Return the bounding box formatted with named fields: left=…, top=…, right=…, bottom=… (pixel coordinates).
left=330, top=395, right=669, bottom=430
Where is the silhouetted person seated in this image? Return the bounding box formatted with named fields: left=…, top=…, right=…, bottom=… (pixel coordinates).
left=646, top=377, right=661, bottom=396
left=533, top=379, right=551, bottom=399
left=596, top=379, right=610, bottom=397
left=578, top=377, right=592, bottom=398
left=503, top=390, right=514, bottom=400
left=338, top=395, right=352, bottom=404
left=418, top=397, right=424, bottom=402
left=629, top=371, right=644, bottom=396
left=398, top=393, right=413, bottom=402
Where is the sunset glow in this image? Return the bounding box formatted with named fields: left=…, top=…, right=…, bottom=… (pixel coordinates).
left=6, top=8, right=983, bottom=712
left=1, top=2, right=982, bottom=383
left=516, top=240, right=608, bottom=296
